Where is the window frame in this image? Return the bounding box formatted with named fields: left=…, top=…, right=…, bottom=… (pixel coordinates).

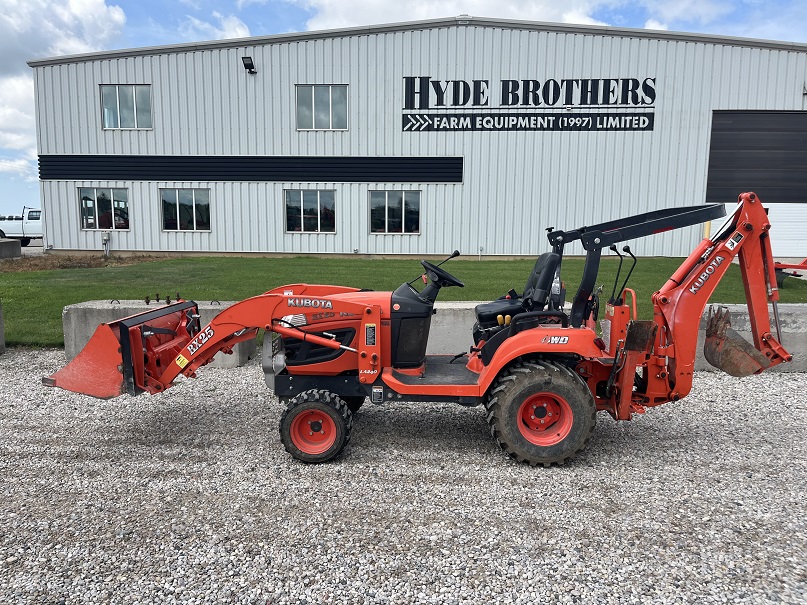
left=100, top=84, right=153, bottom=130
left=369, top=190, right=421, bottom=235
left=295, top=85, right=349, bottom=131
left=160, top=188, right=212, bottom=232
left=78, top=187, right=130, bottom=231
left=284, top=189, right=336, bottom=234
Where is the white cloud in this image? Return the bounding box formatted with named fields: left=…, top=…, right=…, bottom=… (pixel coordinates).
left=289, top=1, right=613, bottom=31
left=637, top=0, right=732, bottom=26
left=644, top=18, right=668, bottom=30
left=180, top=11, right=251, bottom=40
left=237, top=0, right=269, bottom=9
left=0, top=0, right=128, bottom=199
left=0, top=74, right=35, bottom=151
left=0, top=157, right=34, bottom=178
left=561, top=9, right=608, bottom=26
left=0, top=0, right=126, bottom=69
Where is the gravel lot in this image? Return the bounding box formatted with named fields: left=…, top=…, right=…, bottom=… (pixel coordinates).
left=0, top=348, right=805, bottom=604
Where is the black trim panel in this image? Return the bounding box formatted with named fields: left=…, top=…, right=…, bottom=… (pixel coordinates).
left=706, top=111, right=807, bottom=203
left=38, top=155, right=464, bottom=183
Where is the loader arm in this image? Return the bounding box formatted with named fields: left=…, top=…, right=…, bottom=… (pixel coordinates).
left=651, top=192, right=792, bottom=399
left=45, top=290, right=383, bottom=398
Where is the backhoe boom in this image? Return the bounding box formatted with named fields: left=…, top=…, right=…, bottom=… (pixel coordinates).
left=651, top=192, right=791, bottom=398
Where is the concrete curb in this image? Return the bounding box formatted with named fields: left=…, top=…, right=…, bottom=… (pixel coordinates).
left=63, top=300, right=255, bottom=368
left=428, top=302, right=805, bottom=372
left=0, top=238, right=22, bottom=259
left=62, top=300, right=804, bottom=372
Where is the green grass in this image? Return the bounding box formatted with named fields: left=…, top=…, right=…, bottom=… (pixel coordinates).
left=1, top=255, right=806, bottom=346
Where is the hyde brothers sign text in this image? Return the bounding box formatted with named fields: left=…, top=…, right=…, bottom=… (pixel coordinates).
left=402, top=76, right=656, bottom=132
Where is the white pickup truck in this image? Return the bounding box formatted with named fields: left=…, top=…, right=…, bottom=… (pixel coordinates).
left=0, top=208, right=43, bottom=247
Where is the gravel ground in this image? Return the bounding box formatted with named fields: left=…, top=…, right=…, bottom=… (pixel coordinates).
left=0, top=348, right=805, bottom=605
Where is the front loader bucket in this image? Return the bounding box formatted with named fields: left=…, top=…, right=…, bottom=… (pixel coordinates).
left=43, top=301, right=198, bottom=399
left=42, top=324, right=127, bottom=399
left=703, top=306, right=770, bottom=377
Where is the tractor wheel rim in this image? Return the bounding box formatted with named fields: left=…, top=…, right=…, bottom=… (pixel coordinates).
left=290, top=410, right=337, bottom=455
left=518, top=393, right=574, bottom=446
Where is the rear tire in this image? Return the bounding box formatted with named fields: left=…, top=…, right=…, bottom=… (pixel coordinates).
left=485, top=360, right=596, bottom=466
left=279, top=389, right=353, bottom=463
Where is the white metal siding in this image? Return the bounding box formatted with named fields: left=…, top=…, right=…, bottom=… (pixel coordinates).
left=765, top=204, right=807, bottom=258
left=33, top=23, right=807, bottom=256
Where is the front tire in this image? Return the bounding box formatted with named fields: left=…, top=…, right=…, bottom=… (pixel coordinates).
left=485, top=360, right=596, bottom=466
left=20, top=238, right=31, bottom=247
left=280, top=390, right=353, bottom=463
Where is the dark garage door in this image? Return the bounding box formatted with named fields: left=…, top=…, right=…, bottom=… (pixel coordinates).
left=706, top=111, right=807, bottom=204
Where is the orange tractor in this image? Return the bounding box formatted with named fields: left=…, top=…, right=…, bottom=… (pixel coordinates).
left=45, top=192, right=792, bottom=466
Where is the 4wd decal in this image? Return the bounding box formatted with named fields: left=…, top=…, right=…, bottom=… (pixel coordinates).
left=542, top=335, right=569, bottom=344
left=689, top=255, right=726, bottom=295
left=287, top=298, right=333, bottom=309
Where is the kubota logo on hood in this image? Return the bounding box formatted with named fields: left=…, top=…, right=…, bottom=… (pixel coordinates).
left=287, top=298, right=333, bottom=309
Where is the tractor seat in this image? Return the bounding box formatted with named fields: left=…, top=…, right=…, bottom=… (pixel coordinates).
left=474, top=252, right=561, bottom=327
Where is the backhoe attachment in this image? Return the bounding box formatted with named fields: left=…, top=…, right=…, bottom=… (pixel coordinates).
left=703, top=306, right=771, bottom=377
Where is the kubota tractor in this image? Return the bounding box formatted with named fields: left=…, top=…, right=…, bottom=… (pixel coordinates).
left=45, top=192, right=792, bottom=466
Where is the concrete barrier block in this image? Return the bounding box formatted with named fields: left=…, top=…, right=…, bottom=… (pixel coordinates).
left=63, top=300, right=256, bottom=368
left=695, top=303, right=806, bottom=372
left=428, top=301, right=805, bottom=372
left=428, top=302, right=477, bottom=355
left=0, top=238, right=22, bottom=259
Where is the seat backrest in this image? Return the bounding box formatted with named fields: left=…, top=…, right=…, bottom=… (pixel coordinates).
left=524, top=252, right=561, bottom=311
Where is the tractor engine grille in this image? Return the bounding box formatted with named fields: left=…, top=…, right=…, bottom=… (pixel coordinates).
left=394, top=317, right=431, bottom=368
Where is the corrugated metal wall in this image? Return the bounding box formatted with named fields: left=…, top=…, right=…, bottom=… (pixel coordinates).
left=32, top=23, right=807, bottom=256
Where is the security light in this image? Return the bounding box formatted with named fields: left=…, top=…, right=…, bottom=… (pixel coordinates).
left=242, top=56, right=257, bottom=74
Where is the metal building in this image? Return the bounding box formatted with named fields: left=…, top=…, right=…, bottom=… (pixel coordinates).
left=27, top=16, right=807, bottom=257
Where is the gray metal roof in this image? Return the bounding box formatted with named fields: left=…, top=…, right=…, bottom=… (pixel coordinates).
left=27, top=14, right=807, bottom=68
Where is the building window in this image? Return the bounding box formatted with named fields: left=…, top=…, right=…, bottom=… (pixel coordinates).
left=370, top=191, right=420, bottom=234
left=285, top=190, right=335, bottom=233
left=161, top=189, right=211, bottom=231
left=79, top=188, right=130, bottom=230
left=101, top=85, right=152, bottom=129
left=296, top=85, right=348, bottom=130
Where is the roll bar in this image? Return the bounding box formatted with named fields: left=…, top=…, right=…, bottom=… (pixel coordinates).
left=546, top=203, right=727, bottom=327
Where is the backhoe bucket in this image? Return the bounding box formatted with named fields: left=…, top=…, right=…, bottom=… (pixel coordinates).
left=703, top=306, right=770, bottom=377
left=43, top=301, right=198, bottom=399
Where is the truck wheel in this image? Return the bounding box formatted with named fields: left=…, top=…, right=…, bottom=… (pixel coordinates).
left=485, top=360, right=596, bottom=466
left=279, top=389, right=353, bottom=463
left=20, top=238, right=31, bottom=247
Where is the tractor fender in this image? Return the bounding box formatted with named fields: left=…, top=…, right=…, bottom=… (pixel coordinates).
left=476, top=327, right=602, bottom=395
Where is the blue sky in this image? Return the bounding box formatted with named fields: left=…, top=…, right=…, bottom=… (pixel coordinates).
left=1, top=0, right=806, bottom=217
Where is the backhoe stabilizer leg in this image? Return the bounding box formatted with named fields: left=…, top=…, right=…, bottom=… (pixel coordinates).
left=703, top=306, right=771, bottom=377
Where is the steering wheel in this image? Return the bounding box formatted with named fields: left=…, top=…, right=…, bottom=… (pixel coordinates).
left=420, top=260, right=465, bottom=288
